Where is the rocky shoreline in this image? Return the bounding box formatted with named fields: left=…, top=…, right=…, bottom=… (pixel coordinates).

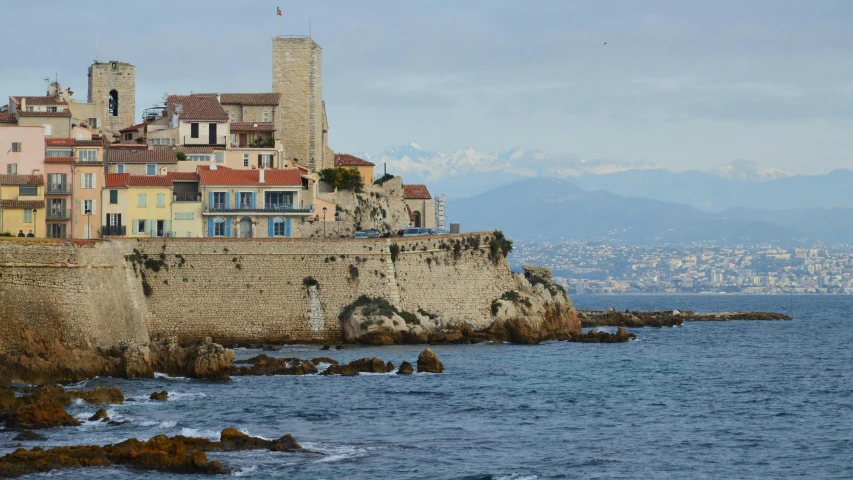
left=579, top=309, right=791, bottom=328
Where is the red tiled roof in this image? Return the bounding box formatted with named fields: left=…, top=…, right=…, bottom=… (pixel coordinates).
left=403, top=184, right=431, bottom=199
left=335, top=153, right=375, bottom=167
left=45, top=157, right=74, bottom=164
left=405, top=204, right=415, bottom=222
left=17, top=110, right=71, bottom=118
left=119, top=121, right=148, bottom=133
left=0, top=112, right=16, bottom=123
left=167, top=172, right=200, bottom=181
left=107, top=149, right=178, bottom=164
left=104, top=173, right=129, bottom=187
left=45, top=138, right=108, bottom=147
left=108, top=143, right=147, bottom=149
left=0, top=200, right=45, bottom=208
left=105, top=173, right=173, bottom=187
left=206, top=93, right=281, bottom=106
left=198, top=166, right=301, bottom=186
left=10, top=96, right=68, bottom=106
left=172, top=145, right=215, bottom=154
left=229, top=122, right=276, bottom=132
left=0, top=175, right=44, bottom=186
left=167, top=95, right=228, bottom=122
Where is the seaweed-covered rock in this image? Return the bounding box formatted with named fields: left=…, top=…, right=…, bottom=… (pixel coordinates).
left=149, top=391, right=168, bottom=402
left=4, top=400, right=81, bottom=429
left=397, top=361, right=414, bottom=375
left=417, top=349, right=444, bottom=373
left=88, top=408, right=109, bottom=422
left=12, top=430, right=46, bottom=441
left=232, top=355, right=317, bottom=376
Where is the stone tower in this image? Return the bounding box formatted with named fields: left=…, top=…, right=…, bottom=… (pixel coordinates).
left=272, top=37, right=324, bottom=170
left=88, top=60, right=135, bottom=133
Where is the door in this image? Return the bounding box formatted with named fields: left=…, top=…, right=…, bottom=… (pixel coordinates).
left=208, top=123, right=217, bottom=144
left=240, top=217, right=252, bottom=238
left=156, top=220, right=165, bottom=237
left=239, top=133, right=248, bottom=147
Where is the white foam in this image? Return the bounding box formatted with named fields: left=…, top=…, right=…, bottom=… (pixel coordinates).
left=154, top=372, right=189, bottom=381
left=166, top=392, right=207, bottom=401
left=301, top=442, right=370, bottom=463
left=496, top=475, right=538, bottom=480
left=234, top=465, right=258, bottom=476
left=179, top=427, right=219, bottom=440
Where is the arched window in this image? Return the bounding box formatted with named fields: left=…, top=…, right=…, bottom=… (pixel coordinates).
left=273, top=217, right=286, bottom=236
left=213, top=217, right=226, bottom=236
left=413, top=211, right=422, bottom=228
left=108, top=90, right=119, bottom=117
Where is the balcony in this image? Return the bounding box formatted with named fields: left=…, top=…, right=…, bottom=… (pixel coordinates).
left=101, top=226, right=127, bottom=236
left=205, top=204, right=314, bottom=214
left=46, top=208, right=72, bottom=221
left=46, top=183, right=71, bottom=195
left=183, top=135, right=227, bottom=146
left=173, top=193, right=202, bottom=202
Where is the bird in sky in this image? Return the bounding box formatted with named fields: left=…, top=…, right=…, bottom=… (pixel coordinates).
left=603, top=42, right=607, bottom=45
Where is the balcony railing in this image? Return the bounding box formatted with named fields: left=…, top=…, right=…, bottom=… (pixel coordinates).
left=205, top=204, right=314, bottom=214
left=46, top=208, right=72, bottom=220
left=173, top=193, right=202, bottom=202
left=183, top=135, right=227, bottom=145
left=101, top=226, right=127, bottom=236
left=46, top=183, right=70, bottom=194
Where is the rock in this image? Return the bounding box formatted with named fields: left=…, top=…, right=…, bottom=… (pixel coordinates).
left=70, top=387, right=124, bottom=405
left=150, top=391, right=168, bottom=402
left=108, top=419, right=131, bottom=426
left=310, top=357, right=338, bottom=365
left=417, top=349, right=444, bottom=373
left=149, top=337, right=235, bottom=381
left=126, top=398, right=136, bottom=402
left=232, top=355, right=317, bottom=376
left=615, top=327, right=631, bottom=342
left=13, top=430, right=46, bottom=441
left=349, top=357, right=395, bottom=373
left=397, top=361, right=413, bottom=375
left=568, top=328, right=636, bottom=343
left=118, top=343, right=154, bottom=379
left=335, top=345, right=345, bottom=350
left=88, top=408, right=109, bottom=421
left=320, top=364, right=358, bottom=376
left=321, top=345, right=331, bottom=350
left=4, top=400, right=81, bottom=429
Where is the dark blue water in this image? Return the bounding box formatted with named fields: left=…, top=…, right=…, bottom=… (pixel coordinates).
left=3, top=295, right=852, bottom=479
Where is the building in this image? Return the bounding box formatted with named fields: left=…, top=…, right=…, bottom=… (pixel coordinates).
left=198, top=165, right=310, bottom=238
left=106, top=147, right=179, bottom=175
left=102, top=173, right=173, bottom=238
left=88, top=61, right=136, bottom=134
left=7, top=96, right=73, bottom=138
left=0, top=126, right=45, bottom=176
left=0, top=174, right=45, bottom=237
left=156, top=95, right=230, bottom=147
left=334, top=154, right=375, bottom=185
left=403, top=184, right=435, bottom=228
left=168, top=172, right=203, bottom=238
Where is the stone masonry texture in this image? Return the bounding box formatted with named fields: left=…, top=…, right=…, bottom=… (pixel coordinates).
left=88, top=61, right=136, bottom=133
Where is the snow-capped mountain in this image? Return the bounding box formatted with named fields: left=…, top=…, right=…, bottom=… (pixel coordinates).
left=711, top=160, right=794, bottom=182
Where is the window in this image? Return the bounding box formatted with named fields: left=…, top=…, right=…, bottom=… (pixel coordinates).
left=78, top=150, right=98, bottom=162
left=238, top=192, right=253, bottom=209
left=243, top=154, right=249, bottom=167
left=46, top=149, right=72, bottom=157
left=125, top=133, right=133, bottom=140
left=187, top=155, right=210, bottom=162
left=109, top=190, right=118, bottom=204
left=136, top=220, right=147, bottom=234
left=47, top=173, right=66, bottom=190
left=265, top=191, right=294, bottom=208
left=229, top=112, right=236, bottom=122
left=23, top=209, right=33, bottom=224
left=261, top=154, right=273, bottom=168
left=138, top=193, right=146, bottom=207
left=81, top=199, right=95, bottom=215
left=11, top=142, right=21, bottom=152
left=76, top=132, right=84, bottom=141
left=43, top=124, right=52, bottom=136
left=88, top=118, right=98, bottom=128
left=157, top=193, right=165, bottom=207
left=190, top=123, right=199, bottom=138
left=109, top=90, right=118, bottom=117
left=25, top=106, right=33, bottom=112
left=146, top=164, right=156, bottom=175
left=116, top=164, right=125, bottom=173
left=230, top=133, right=237, bottom=145
left=175, top=212, right=194, bottom=220
left=213, top=217, right=226, bottom=236
left=19, top=186, right=37, bottom=196
left=81, top=173, right=95, bottom=189
left=215, top=151, right=224, bottom=163
left=263, top=111, right=269, bottom=122
left=273, top=217, right=286, bottom=236
left=47, top=106, right=57, bottom=112
left=212, top=192, right=227, bottom=210
left=6, top=163, right=17, bottom=174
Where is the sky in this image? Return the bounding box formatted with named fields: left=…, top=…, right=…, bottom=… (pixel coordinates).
left=1, top=0, right=851, bottom=174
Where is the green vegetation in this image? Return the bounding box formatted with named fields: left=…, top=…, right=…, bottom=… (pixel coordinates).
left=303, top=276, right=319, bottom=289
left=348, top=264, right=359, bottom=281
left=490, top=290, right=532, bottom=316
left=488, top=230, right=513, bottom=265
left=389, top=243, right=400, bottom=263
left=175, top=152, right=186, bottom=161
left=0, top=232, right=12, bottom=237
left=373, top=173, right=394, bottom=185
left=338, top=295, right=420, bottom=325
left=319, top=167, right=363, bottom=192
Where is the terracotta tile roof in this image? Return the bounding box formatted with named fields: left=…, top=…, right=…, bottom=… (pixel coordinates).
left=335, top=153, right=375, bottom=167
left=0, top=112, right=16, bottom=123
left=229, top=122, right=276, bottom=132
left=0, top=200, right=45, bottom=208
left=172, top=145, right=215, bottom=154
left=105, top=173, right=173, bottom=187
left=403, top=184, right=431, bottom=199
left=167, top=95, right=228, bottom=122
left=0, top=175, right=44, bottom=186
left=119, top=121, right=148, bottom=133
left=45, top=138, right=108, bottom=147
left=405, top=203, right=415, bottom=222
left=107, top=149, right=178, bottom=164
left=17, top=110, right=71, bottom=118
left=108, top=143, right=147, bottom=149
left=45, top=157, right=74, bottom=164
left=198, top=166, right=301, bottom=186
left=207, top=93, right=281, bottom=106
left=10, top=96, right=67, bottom=106
left=167, top=172, right=200, bottom=181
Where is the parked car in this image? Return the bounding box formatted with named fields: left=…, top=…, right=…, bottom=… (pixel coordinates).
left=402, top=228, right=431, bottom=237
left=363, top=229, right=382, bottom=238
left=352, top=231, right=369, bottom=239
left=429, top=229, right=450, bottom=235
left=396, top=229, right=407, bottom=237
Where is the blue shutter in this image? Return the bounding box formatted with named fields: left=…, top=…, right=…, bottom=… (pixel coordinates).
left=225, top=218, right=232, bottom=237
left=285, top=218, right=291, bottom=237
left=251, top=192, right=256, bottom=209
left=268, top=217, right=274, bottom=237
left=225, top=192, right=230, bottom=208
left=208, top=192, right=214, bottom=210
left=207, top=217, right=214, bottom=237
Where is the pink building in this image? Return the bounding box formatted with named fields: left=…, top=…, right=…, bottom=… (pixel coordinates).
left=0, top=126, right=45, bottom=176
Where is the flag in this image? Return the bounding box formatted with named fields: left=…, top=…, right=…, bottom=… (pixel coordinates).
left=277, top=6, right=282, bottom=16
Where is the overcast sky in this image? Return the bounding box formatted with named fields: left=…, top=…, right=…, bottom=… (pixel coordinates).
left=1, top=0, right=851, bottom=174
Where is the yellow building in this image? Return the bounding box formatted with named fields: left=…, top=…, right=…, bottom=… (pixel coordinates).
left=0, top=175, right=45, bottom=237
left=167, top=172, right=203, bottom=238
left=102, top=173, right=173, bottom=238
left=334, top=154, right=375, bottom=185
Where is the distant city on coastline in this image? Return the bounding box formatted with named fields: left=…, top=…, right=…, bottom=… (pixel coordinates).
left=512, top=242, right=853, bottom=295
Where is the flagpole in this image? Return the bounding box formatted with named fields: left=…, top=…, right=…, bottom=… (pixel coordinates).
left=276, top=7, right=279, bottom=37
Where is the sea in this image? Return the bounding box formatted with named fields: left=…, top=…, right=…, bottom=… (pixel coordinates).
left=2, top=295, right=852, bottom=479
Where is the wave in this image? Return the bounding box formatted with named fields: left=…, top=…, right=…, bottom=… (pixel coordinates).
left=154, top=372, right=189, bottom=381
left=300, top=442, right=372, bottom=463
left=138, top=419, right=178, bottom=428
left=178, top=427, right=220, bottom=440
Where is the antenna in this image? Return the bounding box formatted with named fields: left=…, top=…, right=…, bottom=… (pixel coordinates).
left=96, top=35, right=100, bottom=63
left=309, top=15, right=312, bottom=38
left=44, top=77, right=50, bottom=93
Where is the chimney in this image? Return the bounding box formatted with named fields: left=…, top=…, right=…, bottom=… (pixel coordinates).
left=216, top=94, right=221, bottom=103
left=259, top=168, right=265, bottom=184
left=20, top=97, right=26, bottom=111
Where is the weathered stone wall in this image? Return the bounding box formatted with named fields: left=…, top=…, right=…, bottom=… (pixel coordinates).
left=87, top=61, right=135, bottom=133
left=0, top=240, right=149, bottom=355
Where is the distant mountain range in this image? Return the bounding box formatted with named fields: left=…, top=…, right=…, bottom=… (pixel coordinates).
left=450, top=178, right=853, bottom=246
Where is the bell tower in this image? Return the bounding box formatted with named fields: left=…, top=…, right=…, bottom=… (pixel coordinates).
left=88, top=60, right=135, bottom=132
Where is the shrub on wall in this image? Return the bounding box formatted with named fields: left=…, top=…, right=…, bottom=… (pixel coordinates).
left=176, top=152, right=186, bottom=161
left=319, top=167, right=363, bottom=192
left=373, top=173, right=394, bottom=185
left=488, top=230, right=513, bottom=265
